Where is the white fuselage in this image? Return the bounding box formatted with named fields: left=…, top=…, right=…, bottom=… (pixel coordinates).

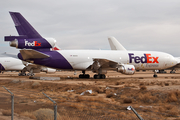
left=57, top=50, right=177, bottom=70
left=0, top=57, right=25, bottom=71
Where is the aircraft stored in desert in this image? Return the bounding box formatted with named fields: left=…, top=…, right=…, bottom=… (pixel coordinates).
left=108, top=36, right=180, bottom=74
left=4, top=12, right=178, bottom=79
left=0, top=55, right=56, bottom=76
left=0, top=56, right=25, bottom=74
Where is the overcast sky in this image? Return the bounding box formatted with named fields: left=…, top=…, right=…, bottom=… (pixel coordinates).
left=1, top=0, right=180, bottom=56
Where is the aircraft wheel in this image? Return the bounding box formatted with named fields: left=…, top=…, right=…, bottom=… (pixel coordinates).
left=94, top=74, right=98, bottom=79
left=18, top=73, right=22, bottom=76
left=22, top=73, right=26, bottom=76
left=153, top=74, right=157, bottom=77
left=31, top=73, right=35, bottom=76
left=100, top=74, right=106, bottom=79
left=79, top=74, right=83, bottom=78
left=85, top=74, right=90, bottom=78
left=79, top=74, right=90, bottom=78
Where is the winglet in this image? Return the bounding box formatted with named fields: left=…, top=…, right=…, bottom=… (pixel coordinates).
left=108, top=36, right=126, bottom=51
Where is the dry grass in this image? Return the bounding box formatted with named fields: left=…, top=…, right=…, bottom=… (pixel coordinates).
left=106, top=92, right=114, bottom=98
left=33, top=108, right=61, bottom=120
left=140, top=85, right=147, bottom=90
left=32, top=82, right=41, bottom=89
left=167, top=91, right=178, bottom=102
left=77, top=96, right=105, bottom=102
left=123, top=98, right=132, bottom=103
left=159, top=105, right=180, bottom=117
left=21, top=111, right=36, bottom=119
left=69, top=103, right=87, bottom=111
left=138, top=92, right=158, bottom=104
left=2, top=110, right=11, bottom=116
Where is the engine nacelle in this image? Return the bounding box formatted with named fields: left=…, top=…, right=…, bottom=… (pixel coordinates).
left=9, top=38, right=56, bottom=49
left=42, top=68, right=56, bottom=73
left=117, top=65, right=135, bottom=75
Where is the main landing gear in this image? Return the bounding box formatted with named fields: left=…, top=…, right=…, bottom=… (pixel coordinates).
left=93, top=74, right=106, bottom=79
left=79, top=70, right=90, bottom=78
left=170, top=70, right=176, bottom=74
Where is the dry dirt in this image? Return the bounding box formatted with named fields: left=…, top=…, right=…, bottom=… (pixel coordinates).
left=0, top=70, right=180, bottom=120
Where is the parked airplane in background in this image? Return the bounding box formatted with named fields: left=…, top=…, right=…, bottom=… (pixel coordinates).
left=108, top=36, right=180, bottom=74
left=0, top=56, right=56, bottom=76
left=108, top=36, right=126, bottom=51
left=4, top=12, right=179, bottom=79
left=0, top=56, right=25, bottom=74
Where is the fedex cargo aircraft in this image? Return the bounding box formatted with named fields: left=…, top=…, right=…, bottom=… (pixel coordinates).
left=4, top=12, right=178, bottom=79
left=108, top=36, right=180, bottom=73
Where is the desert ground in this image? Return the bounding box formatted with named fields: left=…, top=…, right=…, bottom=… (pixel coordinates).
left=0, top=70, right=180, bottom=120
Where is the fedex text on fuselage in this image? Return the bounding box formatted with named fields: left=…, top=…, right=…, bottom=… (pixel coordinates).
left=128, top=53, right=159, bottom=64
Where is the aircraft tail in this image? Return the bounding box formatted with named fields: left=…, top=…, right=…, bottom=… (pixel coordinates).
left=5, top=12, right=56, bottom=49
left=5, top=12, right=42, bottom=41
left=108, top=36, right=127, bottom=51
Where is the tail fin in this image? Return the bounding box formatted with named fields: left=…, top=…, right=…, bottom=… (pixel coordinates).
left=5, top=12, right=42, bottom=41
left=5, top=12, right=56, bottom=49
left=9, top=12, right=42, bottom=39
left=108, top=36, right=126, bottom=51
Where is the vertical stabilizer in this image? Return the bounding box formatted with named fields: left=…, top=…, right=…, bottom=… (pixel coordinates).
left=108, top=36, right=126, bottom=51
left=9, top=12, right=42, bottom=39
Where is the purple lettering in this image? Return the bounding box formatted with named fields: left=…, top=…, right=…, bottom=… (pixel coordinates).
left=128, top=53, right=148, bottom=63
left=129, top=53, right=134, bottom=63
left=141, top=54, right=147, bottom=63
left=135, top=56, right=141, bottom=63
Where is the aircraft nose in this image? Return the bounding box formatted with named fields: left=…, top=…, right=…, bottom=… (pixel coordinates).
left=171, top=56, right=178, bottom=66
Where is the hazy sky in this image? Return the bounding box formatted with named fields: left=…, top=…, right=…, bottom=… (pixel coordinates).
left=1, top=0, right=180, bottom=56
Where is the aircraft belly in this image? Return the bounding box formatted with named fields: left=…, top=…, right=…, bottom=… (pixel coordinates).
left=7, top=65, right=24, bottom=70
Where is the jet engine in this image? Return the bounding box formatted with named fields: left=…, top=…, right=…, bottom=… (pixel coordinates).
left=7, top=37, right=56, bottom=49
left=41, top=68, right=56, bottom=73
left=117, top=65, right=135, bottom=75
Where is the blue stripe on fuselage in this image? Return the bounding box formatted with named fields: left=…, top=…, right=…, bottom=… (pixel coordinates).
left=0, top=64, right=5, bottom=70
left=18, top=50, right=73, bottom=69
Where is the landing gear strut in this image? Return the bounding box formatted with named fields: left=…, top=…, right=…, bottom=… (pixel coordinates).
left=93, top=74, right=106, bottom=79
left=79, top=70, right=90, bottom=78
left=153, top=70, right=158, bottom=77
left=27, top=69, right=35, bottom=76
left=170, top=70, right=176, bottom=74
left=18, top=71, right=26, bottom=76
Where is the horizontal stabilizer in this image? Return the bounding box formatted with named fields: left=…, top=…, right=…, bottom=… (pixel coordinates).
left=20, top=49, right=49, bottom=60
left=5, top=35, right=27, bottom=41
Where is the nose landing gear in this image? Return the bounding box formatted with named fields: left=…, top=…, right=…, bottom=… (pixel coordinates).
left=153, top=70, right=158, bottom=77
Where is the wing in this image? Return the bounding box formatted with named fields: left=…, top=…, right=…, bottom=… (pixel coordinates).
left=90, top=58, right=120, bottom=70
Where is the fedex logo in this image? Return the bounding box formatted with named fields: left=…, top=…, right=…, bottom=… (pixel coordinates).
left=128, top=68, right=135, bottom=71
left=128, top=53, right=159, bottom=63
left=25, top=40, right=41, bottom=46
